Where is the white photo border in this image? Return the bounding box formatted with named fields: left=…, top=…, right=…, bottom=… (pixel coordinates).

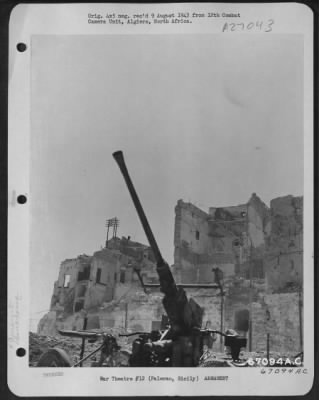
left=8, top=2, right=314, bottom=397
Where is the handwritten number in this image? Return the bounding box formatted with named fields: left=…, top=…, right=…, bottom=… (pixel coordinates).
left=265, top=19, right=274, bottom=32
left=256, top=21, right=263, bottom=30
left=222, top=19, right=274, bottom=33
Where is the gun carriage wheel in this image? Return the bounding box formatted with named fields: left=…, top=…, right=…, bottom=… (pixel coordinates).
left=37, top=348, right=72, bottom=367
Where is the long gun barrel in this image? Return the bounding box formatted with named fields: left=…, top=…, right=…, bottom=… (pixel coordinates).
left=113, top=152, right=205, bottom=365
left=113, top=151, right=176, bottom=295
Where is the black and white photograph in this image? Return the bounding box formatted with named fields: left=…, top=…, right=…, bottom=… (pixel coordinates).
left=8, top=3, right=314, bottom=397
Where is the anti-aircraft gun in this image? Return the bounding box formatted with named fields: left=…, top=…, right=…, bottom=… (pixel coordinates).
left=113, top=151, right=203, bottom=366
left=113, top=151, right=247, bottom=367
left=35, top=152, right=247, bottom=368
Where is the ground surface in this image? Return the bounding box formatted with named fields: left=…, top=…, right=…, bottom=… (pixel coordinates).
left=29, top=331, right=132, bottom=367
left=29, top=332, right=300, bottom=368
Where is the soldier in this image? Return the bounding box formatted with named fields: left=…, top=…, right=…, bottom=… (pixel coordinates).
left=212, top=266, right=225, bottom=295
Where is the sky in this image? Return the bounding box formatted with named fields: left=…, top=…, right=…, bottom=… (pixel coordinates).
left=30, top=34, right=303, bottom=329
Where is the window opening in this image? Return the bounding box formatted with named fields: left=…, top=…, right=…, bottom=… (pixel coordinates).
left=63, top=274, right=71, bottom=288
left=96, top=268, right=102, bottom=283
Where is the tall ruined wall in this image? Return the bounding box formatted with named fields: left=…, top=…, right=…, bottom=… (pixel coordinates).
left=247, top=193, right=269, bottom=251
left=51, top=257, right=92, bottom=314
left=174, top=200, right=211, bottom=255
left=174, top=196, right=270, bottom=284
left=246, top=194, right=270, bottom=279
left=268, top=196, right=303, bottom=252
left=208, top=204, right=247, bottom=280
left=265, top=195, right=303, bottom=292
left=174, top=200, right=211, bottom=283
left=84, top=249, right=121, bottom=308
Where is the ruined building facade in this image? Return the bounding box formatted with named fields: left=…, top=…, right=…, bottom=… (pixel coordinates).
left=38, top=237, right=166, bottom=335
left=172, top=194, right=303, bottom=354
left=38, top=194, right=303, bottom=357
left=49, top=237, right=158, bottom=313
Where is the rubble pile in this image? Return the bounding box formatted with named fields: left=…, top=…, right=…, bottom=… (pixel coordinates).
left=29, top=332, right=124, bottom=367
left=29, top=332, right=81, bottom=366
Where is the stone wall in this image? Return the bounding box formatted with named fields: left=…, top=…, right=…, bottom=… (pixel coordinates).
left=253, top=292, right=302, bottom=354
left=174, top=200, right=211, bottom=283
left=265, top=195, right=303, bottom=292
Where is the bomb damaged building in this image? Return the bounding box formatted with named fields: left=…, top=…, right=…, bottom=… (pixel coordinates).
left=38, top=237, right=166, bottom=335
left=172, top=193, right=303, bottom=354
left=38, top=193, right=303, bottom=357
